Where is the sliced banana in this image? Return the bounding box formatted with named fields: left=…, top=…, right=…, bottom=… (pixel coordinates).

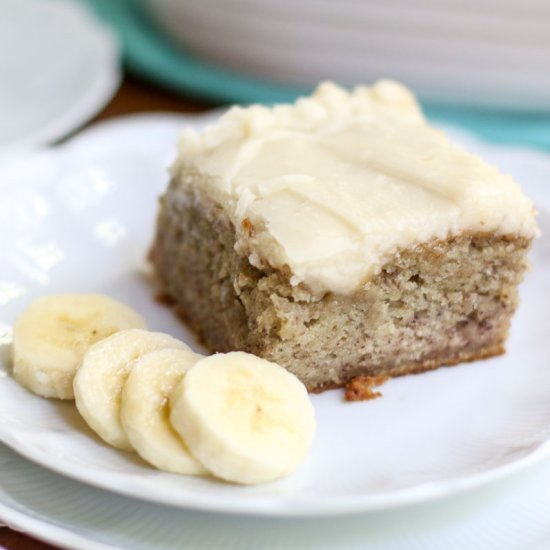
left=12, top=294, right=147, bottom=400
left=120, top=348, right=207, bottom=475
left=74, top=329, right=188, bottom=450
left=170, top=351, right=316, bottom=485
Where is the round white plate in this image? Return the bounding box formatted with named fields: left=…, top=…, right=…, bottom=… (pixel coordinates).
left=2, top=442, right=550, bottom=550
left=0, top=114, right=549, bottom=517
left=0, top=0, right=120, bottom=152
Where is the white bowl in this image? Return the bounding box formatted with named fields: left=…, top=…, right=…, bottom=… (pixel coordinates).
left=143, top=0, right=550, bottom=110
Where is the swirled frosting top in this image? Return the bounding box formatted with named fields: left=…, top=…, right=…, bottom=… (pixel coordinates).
left=172, top=81, right=538, bottom=295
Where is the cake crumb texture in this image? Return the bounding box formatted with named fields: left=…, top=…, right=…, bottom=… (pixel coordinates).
left=344, top=375, right=389, bottom=402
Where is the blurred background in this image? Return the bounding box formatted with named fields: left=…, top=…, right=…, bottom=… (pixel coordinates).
left=1, top=0, right=550, bottom=151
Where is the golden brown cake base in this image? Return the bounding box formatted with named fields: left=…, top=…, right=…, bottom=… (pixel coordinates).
left=151, top=183, right=532, bottom=392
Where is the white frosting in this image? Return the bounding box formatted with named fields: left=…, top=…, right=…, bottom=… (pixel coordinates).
left=172, top=81, right=538, bottom=295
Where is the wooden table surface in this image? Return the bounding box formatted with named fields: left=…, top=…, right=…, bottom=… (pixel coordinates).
left=0, top=76, right=215, bottom=550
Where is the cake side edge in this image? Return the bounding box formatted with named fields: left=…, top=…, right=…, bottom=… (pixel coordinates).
left=151, top=181, right=533, bottom=392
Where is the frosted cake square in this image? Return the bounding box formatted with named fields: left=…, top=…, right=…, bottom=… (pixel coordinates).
left=151, top=81, right=537, bottom=392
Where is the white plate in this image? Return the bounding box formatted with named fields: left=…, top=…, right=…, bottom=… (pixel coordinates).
left=0, top=113, right=549, bottom=517
left=2, top=442, right=550, bottom=550
left=0, top=0, right=120, bottom=152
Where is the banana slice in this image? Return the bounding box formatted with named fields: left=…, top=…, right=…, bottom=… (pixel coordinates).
left=170, top=351, right=316, bottom=485
left=74, top=329, right=188, bottom=450
left=12, top=294, right=147, bottom=400
left=120, top=348, right=207, bottom=475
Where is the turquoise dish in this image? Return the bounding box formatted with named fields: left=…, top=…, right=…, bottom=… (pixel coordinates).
left=82, top=0, right=550, bottom=150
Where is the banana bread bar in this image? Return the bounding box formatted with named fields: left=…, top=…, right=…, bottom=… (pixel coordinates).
left=151, top=81, right=538, bottom=391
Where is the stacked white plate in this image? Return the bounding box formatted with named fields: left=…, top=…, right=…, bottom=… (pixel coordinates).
left=1, top=112, right=550, bottom=548
left=144, top=0, right=550, bottom=110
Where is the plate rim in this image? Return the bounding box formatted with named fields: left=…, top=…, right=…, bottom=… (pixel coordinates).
left=1, top=427, right=550, bottom=517
left=0, top=497, right=118, bottom=550
left=2, top=437, right=550, bottom=550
